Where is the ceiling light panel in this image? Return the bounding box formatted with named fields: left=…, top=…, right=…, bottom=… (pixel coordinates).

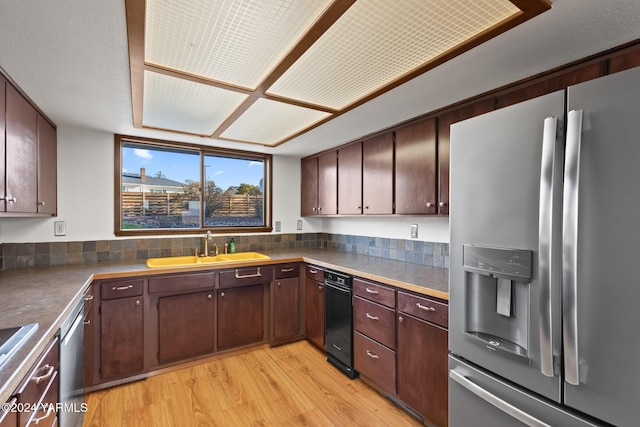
left=145, top=0, right=332, bottom=90
left=220, top=99, right=331, bottom=145
left=267, top=0, right=520, bottom=109
left=142, top=70, right=249, bottom=134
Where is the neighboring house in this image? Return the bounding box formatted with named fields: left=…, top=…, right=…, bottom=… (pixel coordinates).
left=122, top=168, right=184, bottom=193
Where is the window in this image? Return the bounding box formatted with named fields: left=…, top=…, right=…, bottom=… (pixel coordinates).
left=115, top=135, right=272, bottom=236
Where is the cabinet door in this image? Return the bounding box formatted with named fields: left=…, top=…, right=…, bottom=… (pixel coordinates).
left=36, top=115, right=57, bottom=215
left=438, top=98, right=496, bottom=215
left=338, top=142, right=362, bottom=214
left=5, top=84, right=37, bottom=213
left=158, top=291, right=214, bottom=364
left=100, top=296, right=144, bottom=380
left=395, top=119, right=437, bottom=214
left=362, top=133, right=393, bottom=214
left=304, top=277, right=325, bottom=350
left=84, top=302, right=95, bottom=388
left=397, top=314, right=448, bottom=427
left=300, top=156, right=318, bottom=216
left=317, top=150, right=337, bottom=215
left=273, top=277, right=300, bottom=340
left=217, top=284, right=265, bottom=350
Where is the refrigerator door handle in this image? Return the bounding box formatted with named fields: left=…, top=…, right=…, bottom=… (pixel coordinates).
left=450, top=369, right=552, bottom=427
left=563, top=109, right=583, bottom=386
left=538, top=116, right=558, bottom=378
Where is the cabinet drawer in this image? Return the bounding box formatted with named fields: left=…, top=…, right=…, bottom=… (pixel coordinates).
left=397, top=291, right=448, bottom=328
left=100, top=278, right=143, bottom=300
left=25, top=373, right=57, bottom=427
left=354, top=332, right=396, bottom=394
left=353, top=278, right=395, bottom=307
left=149, top=272, right=215, bottom=294
left=274, top=263, right=299, bottom=279
left=305, top=265, right=324, bottom=282
left=15, top=338, right=58, bottom=421
left=353, top=296, right=396, bottom=349
left=219, top=266, right=273, bottom=288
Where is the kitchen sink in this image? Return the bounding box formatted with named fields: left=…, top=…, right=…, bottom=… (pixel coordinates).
left=146, top=252, right=270, bottom=268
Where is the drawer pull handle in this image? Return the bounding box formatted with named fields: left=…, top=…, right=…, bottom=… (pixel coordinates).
left=366, top=350, right=380, bottom=359
left=309, top=269, right=318, bottom=274
left=235, top=267, right=262, bottom=279
left=332, top=344, right=342, bottom=351
left=84, top=294, right=94, bottom=301
left=318, top=285, right=323, bottom=291
left=365, top=313, right=379, bottom=321
left=113, top=284, right=133, bottom=291
left=416, top=303, right=435, bottom=312
left=365, top=288, right=379, bottom=294
left=84, top=320, right=91, bottom=326
left=281, top=268, right=294, bottom=272
left=32, top=364, right=55, bottom=384
left=30, top=402, right=55, bottom=424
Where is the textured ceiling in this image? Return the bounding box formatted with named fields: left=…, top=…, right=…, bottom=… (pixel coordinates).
left=1, top=1, right=640, bottom=156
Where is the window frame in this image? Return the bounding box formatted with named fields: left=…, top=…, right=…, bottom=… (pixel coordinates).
left=114, top=134, right=272, bottom=236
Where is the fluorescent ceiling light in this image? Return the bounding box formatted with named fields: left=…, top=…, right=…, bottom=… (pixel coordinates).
left=125, top=0, right=551, bottom=146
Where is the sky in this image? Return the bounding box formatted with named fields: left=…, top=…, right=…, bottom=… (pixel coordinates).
left=122, top=145, right=264, bottom=191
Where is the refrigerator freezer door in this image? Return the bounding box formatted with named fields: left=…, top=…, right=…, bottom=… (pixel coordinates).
left=449, top=355, right=601, bottom=427
left=449, top=90, right=565, bottom=402
left=564, top=66, right=640, bottom=426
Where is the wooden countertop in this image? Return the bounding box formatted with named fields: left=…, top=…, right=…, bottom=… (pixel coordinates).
left=0, top=248, right=448, bottom=403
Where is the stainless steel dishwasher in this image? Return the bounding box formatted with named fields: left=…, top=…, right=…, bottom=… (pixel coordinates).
left=59, top=297, right=85, bottom=427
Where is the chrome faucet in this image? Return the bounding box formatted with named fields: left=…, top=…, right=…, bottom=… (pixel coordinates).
left=203, top=231, right=212, bottom=256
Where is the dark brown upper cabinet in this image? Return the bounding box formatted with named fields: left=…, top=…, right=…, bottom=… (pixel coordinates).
left=362, top=132, right=393, bottom=215
left=395, top=118, right=437, bottom=215
left=301, top=151, right=337, bottom=216
left=1, top=72, right=57, bottom=216
left=338, top=141, right=362, bottom=215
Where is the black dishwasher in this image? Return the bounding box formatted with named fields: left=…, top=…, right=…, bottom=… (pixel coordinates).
left=324, top=269, right=358, bottom=379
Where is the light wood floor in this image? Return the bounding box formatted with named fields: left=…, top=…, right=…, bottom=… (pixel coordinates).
left=83, top=340, right=422, bottom=426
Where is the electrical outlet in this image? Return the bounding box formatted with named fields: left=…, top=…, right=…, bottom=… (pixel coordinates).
left=297, top=220, right=302, bottom=230
left=54, top=221, right=66, bottom=236
left=275, top=221, right=281, bottom=232
left=410, top=224, right=418, bottom=239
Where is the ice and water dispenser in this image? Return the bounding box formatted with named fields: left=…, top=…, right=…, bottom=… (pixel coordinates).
left=463, top=245, right=532, bottom=358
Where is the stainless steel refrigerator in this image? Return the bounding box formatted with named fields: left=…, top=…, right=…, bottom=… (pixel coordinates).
left=449, top=66, right=640, bottom=427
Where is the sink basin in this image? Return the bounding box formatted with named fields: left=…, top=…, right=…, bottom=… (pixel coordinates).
left=217, top=252, right=271, bottom=262
left=146, top=252, right=270, bottom=268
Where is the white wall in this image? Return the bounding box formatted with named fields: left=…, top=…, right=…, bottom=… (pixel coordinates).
left=0, top=126, right=450, bottom=243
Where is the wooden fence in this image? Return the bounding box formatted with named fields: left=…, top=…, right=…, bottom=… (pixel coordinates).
left=122, top=192, right=262, bottom=217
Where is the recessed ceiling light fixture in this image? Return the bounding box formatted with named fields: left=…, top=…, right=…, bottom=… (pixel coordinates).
left=125, top=0, right=551, bottom=147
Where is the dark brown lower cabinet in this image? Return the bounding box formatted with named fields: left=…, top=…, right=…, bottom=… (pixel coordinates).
left=100, top=296, right=144, bottom=381
left=158, top=291, right=214, bottom=364
left=304, top=274, right=325, bottom=350
left=397, top=313, right=448, bottom=427
left=217, top=285, right=265, bottom=350
left=273, top=277, right=301, bottom=340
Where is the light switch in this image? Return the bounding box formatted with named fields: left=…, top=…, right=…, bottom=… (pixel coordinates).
left=410, top=224, right=418, bottom=239
left=275, top=221, right=281, bottom=232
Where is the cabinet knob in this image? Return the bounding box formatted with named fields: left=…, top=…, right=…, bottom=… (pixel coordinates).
left=277, top=281, right=281, bottom=287
left=208, top=294, right=212, bottom=299
left=3, top=197, right=16, bottom=203
left=318, top=285, right=322, bottom=291
left=398, top=316, right=404, bottom=323
left=84, top=320, right=91, bottom=326
left=220, top=292, right=225, bottom=297
left=426, top=202, right=433, bottom=208
left=365, top=206, right=369, bottom=210
left=135, top=299, right=141, bottom=306
left=439, top=201, right=446, bottom=208
left=37, top=201, right=45, bottom=206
